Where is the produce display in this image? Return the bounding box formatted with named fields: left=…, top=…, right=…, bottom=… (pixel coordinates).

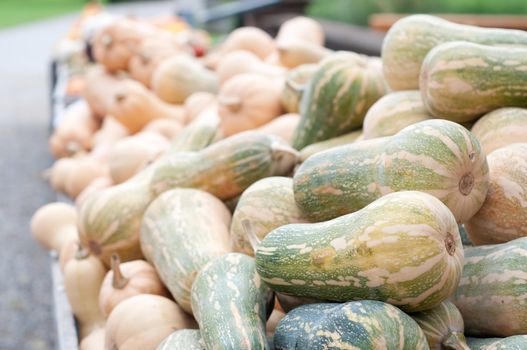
left=31, top=9, right=527, bottom=349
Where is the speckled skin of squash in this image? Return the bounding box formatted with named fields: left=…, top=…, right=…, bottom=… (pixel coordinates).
left=281, top=64, right=318, bottom=114
left=191, top=253, right=273, bottom=350
left=294, top=119, right=489, bottom=223
left=274, top=300, right=429, bottom=350
left=299, top=129, right=363, bottom=162
left=256, top=191, right=464, bottom=312
left=141, top=188, right=232, bottom=314
left=452, top=237, right=527, bottom=337
left=157, top=330, right=204, bottom=350
left=467, top=336, right=527, bottom=350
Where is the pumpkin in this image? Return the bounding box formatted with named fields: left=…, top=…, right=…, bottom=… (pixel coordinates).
left=142, top=118, right=183, bottom=141
left=80, top=328, right=105, bottom=350
left=64, top=245, right=106, bottom=339
left=151, top=55, right=219, bottom=104
left=467, top=336, right=527, bottom=350
left=157, top=330, right=204, bottom=350
left=109, top=79, right=186, bottom=133
left=30, top=202, right=78, bottom=252
left=108, top=132, right=170, bottom=184
left=220, top=26, right=275, bottom=59
left=217, top=74, right=283, bottom=136
left=216, top=50, right=286, bottom=85
left=105, top=294, right=197, bottom=350
left=183, top=92, right=216, bottom=123
left=276, top=16, right=325, bottom=46
left=256, top=113, right=300, bottom=144
left=99, top=254, right=169, bottom=318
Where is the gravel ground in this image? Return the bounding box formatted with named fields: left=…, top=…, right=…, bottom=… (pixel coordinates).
left=0, top=2, right=176, bottom=349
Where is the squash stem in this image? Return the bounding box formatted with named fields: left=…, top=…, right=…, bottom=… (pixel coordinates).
left=74, top=244, right=90, bottom=260
left=442, top=332, right=470, bottom=350
left=111, top=254, right=129, bottom=289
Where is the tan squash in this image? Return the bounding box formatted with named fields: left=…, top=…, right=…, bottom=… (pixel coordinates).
left=266, top=309, right=286, bottom=338
left=276, top=16, right=325, bottom=46
left=63, top=156, right=109, bottom=199
left=109, top=79, right=186, bottom=133
left=220, top=26, right=275, bottom=59
left=151, top=55, right=219, bottom=104
left=105, top=294, right=197, bottom=350
left=80, top=328, right=105, bottom=350
left=59, top=239, right=80, bottom=272
left=142, top=118, right=183, bottom=141
left=91, top=117, right=129, bottom=151
left=92, top=18, right=157, bottom=72
left=75, top=176, right=114, bottom=209
left=49, top=100, right=99, bottom=158
left=108, top=132, right=169, bottom=184
left=277, top=40, right=331, bottom=68
left=82, top=66, right=123, bottom=118
left=183, top=92, right=216, bottom=123
left=265, top=51, right=281, bottom=66
left=281, top=63, right=318, bottom=113
left=99, top=254, right=169, bottom=318
left=256, top=113, right=300, bottom=144
left=45, top=157, right=78, bottom=193
left=217, top=73, right=283, bottom=136
left=64, top=245, right=106, bottom=339
left=30, top=202, right=78, bottom=252
left=216, top=50, right=286, bottom=85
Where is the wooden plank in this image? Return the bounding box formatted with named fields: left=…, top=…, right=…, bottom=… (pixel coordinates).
left=370, top=13, right=527, bottom=32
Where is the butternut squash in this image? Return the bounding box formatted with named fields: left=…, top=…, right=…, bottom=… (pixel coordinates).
left=216, top=50, right=286, bottom=85
left=277, top=40, right=331, bottom=68
left=276, top=16, right=325, bottom=46
left=75, top=176, right=114, bottom=209
left=82, top=65, right=123, bottom=118
left=220, top=26, right=275, bottom=59
left=80, top=328, right=105, bottom=350
left=256, top=113, right=300, bottom=144
left=183, top=92, right=216, bottom=123
left=30, top=202, right=78, bottom=252
left=142, top=118, right=183, bottom=141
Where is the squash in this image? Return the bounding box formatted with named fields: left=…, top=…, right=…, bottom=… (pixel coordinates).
left=151, top=55, right=219, bottom=104
left=266, top=309, right=286, bottom=339
left=362, top=90, right=431, bottom=139
left=411, top=300, right=470, bottom=350
left=167, top=106, right=222, bottom=152
left=256, top=113, right=300, bottom=144
left=79, top=114, right=221, bottom=266
left=256, top=191, right=463, bottom=312
left=80, top=328, right=105, bottom=350
left=64, top=245, right=106, bottom=339
left=467, top=336, right=527, bottom=350
left=292, top=52, right=387, bottom=150
left=470, top=107, right=527, bottom=155
left=277, top=40, right=330, bottom=69
left=142, top=118, right=183, bottom=141
left=421, top=41, right=527, bottom=123
left=382, top=14, right=527, bottom=90
left=141, top=188, right=232, bottom=313
left=82, top=65, right=123, bottom=118
left=183, top=92, right=216, bottom=123
left=217, top=74, right=283, bottom=136
left=109, top=79, right=186, bottom=133
left=49, top=99, right=99, bottom=158
left=150, top=131, right=299, bottom=199
left=75, top=176, right=113, bottom=209
left=299, top=129, right=363, bottom=162
left=30, top=202, right=77, bottom=252
left=91, top=117, right=129, bottom=150
left=452, top=237, right=527, bottom=337
left=108, top=132, right=170, bottom=184
left=63, top=156, right=108, bottom=199
left=157, top=330, right=204, bottom=350
left=465, top=144, right=527, bottom=245
left=59, top=239, right=80, bottom=272
left=230, top=177, right=307, bottom=256
left=98, top=254, right=169, bottom=318
left=216, top=50, right=286, bottom=85
left=294, top=119, right=489, bottom=223
left=281, top=63, right=318, bottom=114
left=220, top=26, right=275, bottom=59
left=92, top=18, right=157, bottom=72
left=274, top=300, right=429, bottom=349
left=191, top=253, right=273, bottom=350
left=105, top=294, right=197, bottom=350
left=276, top=16, right=325, bottom=46
left=45, top=157, right=77, bottom=194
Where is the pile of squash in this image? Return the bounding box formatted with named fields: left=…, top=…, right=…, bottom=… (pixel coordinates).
left=31, top=13, right=527, bottom=350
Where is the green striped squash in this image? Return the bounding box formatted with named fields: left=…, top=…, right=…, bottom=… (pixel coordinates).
left=294, top=119, right=489, bottom=223
left=467, top=336, right=527, bottom=350
left=382, top=14, right=527, bottom=90
left=291, top=52, right=387, bottom=150
left=274, top=300, right=429, bottom=350
left=230, top=177, right=308, bottom=256
left=362, top=90, right=431, bottom=139
left=281, top=63, right=318, bottom=114
left=420, top=41, right=527, bottom=123
left=150, top=132, right=299, bottom=199
left=458, top=225, right=472, bottom=246
left=78, top=116, right=221, bottom=265
left=256, top=191, right=463, bottom=312
left=299, top=129, right=363, bottom=162
left=471, top=108, right=527, bottom=155
left=168, top=106, right=223, bottom=152
left=452, top=237, right=527, bottom=337
left=465, top=144, right=527, bottom=245
left=141, top=188, right=232, bottom=314
left=157, top=330, right=204, bottom=350
left=191, top=253, right=272, bottom=350
left=410, top=300, right=469, bottom=350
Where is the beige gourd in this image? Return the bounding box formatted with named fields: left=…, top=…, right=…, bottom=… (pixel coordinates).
left=59, top=239, right=79, bottom=272
left=30, top=202, right=78, bottom=252
left=216, top=50, right=286, bottom=85
left=217, top=73, right=283, bottom=136
left=63, top=156, right=109, bottom=199
left=64, top=245, right=106, bottom=339
left=91, top=117, right=130, bottom=151
left=183, top=92, right=216, bottom=123
left=80, top=328, right=105, bottom=350
left=142, top=118, right=183, bottom=141
left=266, top=309, right=286, bottom=338
left=256, top=113, right=300, bottom=144
left=151, top=55, right=219, bottom=104
left=105, top=294, right=197, bottom=350
left=276, top=16, right=325, bottom=46
left=281, top=63, right=318, bottom=113
left=82, top=66, right=123, bottom=119
left=75, top=176, right=114, bottom=209
left=99, top=254, right=169, bottom=318
left=220, top=26, right=276, bottom=59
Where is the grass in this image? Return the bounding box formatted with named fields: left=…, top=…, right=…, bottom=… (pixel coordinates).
left=0, top=0, right=93, bottom=29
